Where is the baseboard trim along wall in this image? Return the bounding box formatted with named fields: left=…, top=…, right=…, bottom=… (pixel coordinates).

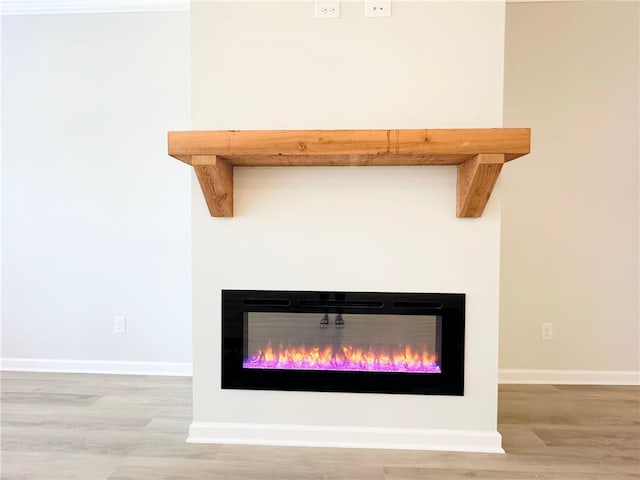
left=2, top=360, right=638, bottom=385
left=0, top=358, right=192, bottom=376
left=188, top=422, right=504, bottom=454
left=499, top=369, right=640, bottom=385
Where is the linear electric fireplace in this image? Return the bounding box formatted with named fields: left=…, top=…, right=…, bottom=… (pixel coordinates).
left=222, top=290, right=465, bottom=395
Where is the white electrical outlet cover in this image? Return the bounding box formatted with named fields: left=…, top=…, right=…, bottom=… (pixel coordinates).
left=365, top=0, right=391, bottom=18
left=114, top=315, right=127, bottom=334
left=315, top=1, right=340, bottom=19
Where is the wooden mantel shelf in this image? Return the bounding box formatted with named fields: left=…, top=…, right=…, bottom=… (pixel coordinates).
left=168, top=128, right=530, bottom=218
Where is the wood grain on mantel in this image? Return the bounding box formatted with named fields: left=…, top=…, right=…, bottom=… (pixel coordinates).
left=167, top=129, right=530, bottom=218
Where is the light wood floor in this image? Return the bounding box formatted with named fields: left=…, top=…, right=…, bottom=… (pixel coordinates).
left=1, top=372, right=638, bottom=479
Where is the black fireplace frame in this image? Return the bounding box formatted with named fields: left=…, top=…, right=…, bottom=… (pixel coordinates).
left=221, top=290, right=465, bottom=396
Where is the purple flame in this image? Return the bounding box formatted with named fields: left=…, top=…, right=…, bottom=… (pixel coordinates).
left=243, top=357, right=441, bottom=374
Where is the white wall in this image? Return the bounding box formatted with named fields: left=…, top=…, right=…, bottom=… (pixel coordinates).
left=1, top=11, right=192, bottom=372
left=190, top=1, right=506, bottom=451
left=500, top=2, right=640, bottom=376
left=4, top=2, right=636, bottom=387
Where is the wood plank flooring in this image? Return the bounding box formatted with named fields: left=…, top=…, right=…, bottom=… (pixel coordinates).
left=1, top=372, right=638, bottom=479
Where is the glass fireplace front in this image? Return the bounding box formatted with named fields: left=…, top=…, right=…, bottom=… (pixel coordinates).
left=244, top=312, right=441, bottom=374
left=222, top=290, right=465, bottom=396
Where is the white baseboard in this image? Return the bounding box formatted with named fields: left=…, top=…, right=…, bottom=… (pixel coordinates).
left=499, top=368, right=640, bottom=385
left=188, top=422, right=504, bottom=453
left=1, top=358, right=192, bottom=376
left=3, top=361, right=636, bottom=385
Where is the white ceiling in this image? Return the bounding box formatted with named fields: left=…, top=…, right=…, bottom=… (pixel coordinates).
left=1, top=0, right=189, bottom=15
left=1, top=0, right=605, bottom=17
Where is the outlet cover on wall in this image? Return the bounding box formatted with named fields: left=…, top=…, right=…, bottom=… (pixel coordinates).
left=114, top=315, right=127, bottom=334
left=541, top=322, right=553, bottom=341
left=315, top=1, right=340, bottom=19
left=365, top=0, right=391, bottom=18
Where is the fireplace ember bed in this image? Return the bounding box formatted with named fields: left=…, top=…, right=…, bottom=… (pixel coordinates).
left=222, top=290, right=465, bottom=396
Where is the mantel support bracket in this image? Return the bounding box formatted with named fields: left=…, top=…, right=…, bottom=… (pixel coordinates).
left=189, top=153, right=507, bottom=218
left=456, top=154, right=505, bottom=218
left=192, top=155, right=234, bottom=217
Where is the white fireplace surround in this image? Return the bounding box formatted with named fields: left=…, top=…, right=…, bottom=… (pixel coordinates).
left=189, top=1, right=505, bottom=453
left=190, top=165, right=503, bottom=452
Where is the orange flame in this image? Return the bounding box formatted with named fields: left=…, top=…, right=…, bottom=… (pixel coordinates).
left=252, top=342, right=437, bottom=370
